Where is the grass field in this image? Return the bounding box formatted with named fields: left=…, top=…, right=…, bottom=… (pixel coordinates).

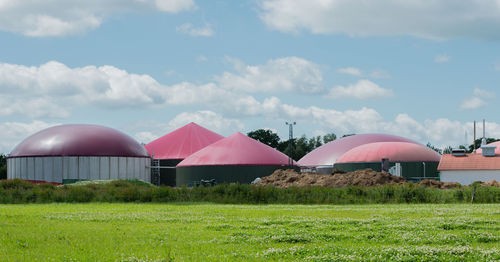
left=0, top=204, right=498, bottom=261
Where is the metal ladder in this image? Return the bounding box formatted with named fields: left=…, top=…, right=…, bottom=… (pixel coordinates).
left=151, top=158, right=160, bottom=186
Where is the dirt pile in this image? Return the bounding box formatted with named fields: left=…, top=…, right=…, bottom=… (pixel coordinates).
left=255, top=168, right=406, bottom=188
left=418, top=179, right=460, bottom=189
left=480, top=180, right=500, bottom=187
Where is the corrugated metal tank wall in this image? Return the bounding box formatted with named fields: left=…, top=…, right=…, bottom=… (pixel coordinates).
left=7, top=157, right=150, bottom=183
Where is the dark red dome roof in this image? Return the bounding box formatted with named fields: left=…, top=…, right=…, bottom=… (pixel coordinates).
left=9, top=124, right=149, bottom=157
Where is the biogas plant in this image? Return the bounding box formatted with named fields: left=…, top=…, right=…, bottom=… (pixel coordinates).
left=6, top=122, right=500, bottom=186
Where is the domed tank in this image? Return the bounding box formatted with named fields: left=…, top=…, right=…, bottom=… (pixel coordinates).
left=7, top=124, right=150, bottom=184
left=176, top=132, right=297, bottom=186
left=334, top=142, right=442, bottom=180
left=145, top=122, right=224, bottom=186
left=298, top=134, right=418, bottom=173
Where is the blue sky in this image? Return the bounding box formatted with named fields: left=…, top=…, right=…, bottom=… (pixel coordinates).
left=1, top=0, right=500, bottom=153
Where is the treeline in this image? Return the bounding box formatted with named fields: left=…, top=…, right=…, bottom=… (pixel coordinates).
left=427, top=138, right=500, bottom=155
left=247, top=129, right=350, bottom=160
left=0, top=154, right=6, bottom=180
left=1, top=179, right=498, bottom=204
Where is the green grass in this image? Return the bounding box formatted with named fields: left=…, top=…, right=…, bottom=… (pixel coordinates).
left=0, top=204, right=498, bottom=261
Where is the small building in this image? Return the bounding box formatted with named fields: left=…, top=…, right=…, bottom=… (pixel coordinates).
left=176, top=132, right=296, bottom=186
left=334, top=142, right=442, bottom=180
left=7, top=124, right=150, bottom=184
left=145, top=122, right=223, bottom=186
left=298, top=134, right=419, bottom=174
left=438, top=150, right=500, bottom=185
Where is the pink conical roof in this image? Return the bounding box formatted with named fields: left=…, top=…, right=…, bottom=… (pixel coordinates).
left=145, top=122, right=224, bottom=159
left=298, top=134, right=419, bottom=166
left=336, top=142, right=442, bottom=163
left=177, top=132, right=296, bottom=167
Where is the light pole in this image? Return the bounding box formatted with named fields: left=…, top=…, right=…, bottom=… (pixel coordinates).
left=285, top=121, right=296, bottom=166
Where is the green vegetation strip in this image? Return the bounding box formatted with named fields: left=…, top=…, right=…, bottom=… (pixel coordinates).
left=1, top=179, right=499, bottom=204
left=0, top=203, right=498, bottom=261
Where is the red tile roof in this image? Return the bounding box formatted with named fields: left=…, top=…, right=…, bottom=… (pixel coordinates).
left=438, top=154, right=500, bottom=170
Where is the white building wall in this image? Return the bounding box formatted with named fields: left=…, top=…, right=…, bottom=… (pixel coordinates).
left=440, top=170, right=500, bottom=185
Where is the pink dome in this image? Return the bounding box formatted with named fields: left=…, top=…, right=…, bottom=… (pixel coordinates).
left=9, top=124, right=149, bottom=157
left=145, top=122, right=224, bottom=159
left=336, top=142, right=442, bottom=163
left=298, top=134, right=418, bottom=166
left=177, top=132, right=296, bottom=167
left=476, top=141, right=500, bottom=155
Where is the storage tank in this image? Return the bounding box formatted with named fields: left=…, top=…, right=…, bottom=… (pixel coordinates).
left=298, top=134, right=418, bottom=173
left=176, top=132, right=297, bottom=186
left=145, top=122, right=224, bottom=186
left=7, top=124, right=150, bottom=184
left=334, top=142, right=442, bottom=180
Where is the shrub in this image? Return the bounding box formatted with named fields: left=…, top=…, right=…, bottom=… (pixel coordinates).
left=0, top=179, right=499, bottom=204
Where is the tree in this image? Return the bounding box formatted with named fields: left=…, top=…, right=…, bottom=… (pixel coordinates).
left=0, top=154, right=6, bottom=180
left=467, top=138, right=500, bottom=153
left=322, top=133, right=336, bottom=144
left=341, top=134, right=355, bottom=138
left=309, top=136, right=322, bottom=148
left=442, top=146, right=453, bottom=154
left=247, top=129, right=280, bottom=149
left=426, top=142, right=442, bottom=154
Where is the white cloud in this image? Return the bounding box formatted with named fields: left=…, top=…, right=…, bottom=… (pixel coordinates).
left=168, top=110, right=244, bottom=133
left=434, top=54, right=451, bottom=63
left=132, top=111, right=243, bottom=143
left=460, top=97, right=487, bottom=110
left=155, top=0, right=196, bottom=13
left=459, top=88, right=495, bottom=110
left=473, top=88, right=495, bottom=98
left=197, top=55, right=208, bottom=62
left=337, top=67, right=362, bottom=76
left=216, top=56, right=324, bottom=93
left=326, top=80, right=393, bottom=99
left=0, top=120, right=59, bottom=154
left=0, top=61, right=171, bottom=116
left=0, top=0, right=196, bottom=36
left=176, top=23, right=214, bottom=37
left=258, top=0, right=500, bottom=40
left=369, top=70, right=391, bottom=79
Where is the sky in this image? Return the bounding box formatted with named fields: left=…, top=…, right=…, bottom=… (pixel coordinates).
left=1, top=0, right=500, bottom=154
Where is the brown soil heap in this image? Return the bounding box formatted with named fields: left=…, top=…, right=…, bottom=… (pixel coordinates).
left=480, top=180, right=500, bottom=187
left=255, top=169, right=500, bottom=188
left=255, top=168, right=406, bottom=188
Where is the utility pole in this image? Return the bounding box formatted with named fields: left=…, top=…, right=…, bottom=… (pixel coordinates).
left=285, top=121, right=296, bottom=166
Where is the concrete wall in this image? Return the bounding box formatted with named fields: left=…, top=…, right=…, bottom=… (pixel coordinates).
left=440, top=170, right=500, bottom=185
left=7, top=156, right=150, bottom=184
